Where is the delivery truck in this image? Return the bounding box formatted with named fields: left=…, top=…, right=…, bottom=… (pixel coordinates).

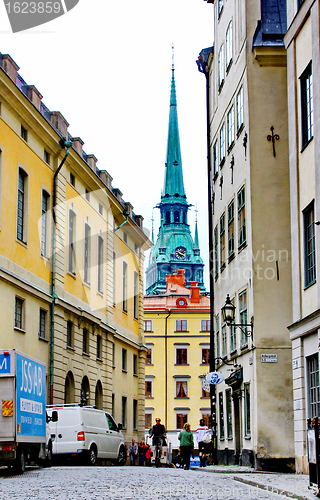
left=0, top=349, right=53, bottom=473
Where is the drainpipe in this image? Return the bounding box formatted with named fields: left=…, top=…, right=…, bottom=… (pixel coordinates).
left=49, top=138, right=73, bottom=404
left=164, top=309, right=171, bottom=430
left=114, top=210, right=130, bottom=232
left=197, top=50, right=216, bottom=462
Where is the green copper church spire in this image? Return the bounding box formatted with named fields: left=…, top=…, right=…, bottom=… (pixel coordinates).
left=162, top=45, right=186, bottom=201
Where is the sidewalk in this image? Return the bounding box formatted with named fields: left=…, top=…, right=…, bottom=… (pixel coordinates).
left=191, top=465, right=318, bottom=500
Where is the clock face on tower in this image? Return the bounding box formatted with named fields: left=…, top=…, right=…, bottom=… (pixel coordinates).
left=175, top=246, right=187, bottom=259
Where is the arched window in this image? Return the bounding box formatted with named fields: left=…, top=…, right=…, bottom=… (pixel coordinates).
left=165, top=211, right=170, bottom=224
left=174, top=211, right=180, bottom=223
left=64, top=371, right=75, bottom=404
left=95, top=380, right=103, bottom=409
left=81, top=375, right=90, bottom=405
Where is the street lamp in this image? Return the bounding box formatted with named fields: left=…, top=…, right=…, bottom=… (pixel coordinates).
left=221, top=294, right=254, bottom=341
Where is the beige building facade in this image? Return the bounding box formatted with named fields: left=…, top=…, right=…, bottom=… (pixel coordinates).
left=0, top=53, right=151, bottom=445
left=198, top=0, right=294, bottom=470
left=284, top=0, right=320, bottom=474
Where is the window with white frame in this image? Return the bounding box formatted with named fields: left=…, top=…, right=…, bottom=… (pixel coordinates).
left=226, top=389, right=233, bottom=438
left=220, top=213, right=225, bottom=270
left=228, top=200, right=235, bottom=259
left=227, top=106, right=235, bottom=149
left=201, top=320, right=210, bottom=332
left=236, top=87, right=244, bottom=132
left=219, top=392, right=225, bottom=439
left=215, top=315, right=220, bottom=359
left=39, top=308, right=47, bottom=339
left=218, top=45, right=225, bottom=89
left=304, top=201, right=316, bottom=287
left=201, top=346, right=210, bottom=365
left=17, top=167, right=28, bottom=243
left=97, top=235, right=103, bottom=293
left=220, top=123, right=225, bottom=163
left=238, top=186, right=246, bottom=248
left=145, top=378, right=153, bottom=398
left=239, top=290, right=248, bottom=347
left=122, top=261, right=128, bottom=312
left=176, top=411, right=188, bottom=429
left=222, top=324, right=227, bottom=357
left=145, top=344, right=153, bottom=365
left=213, top=141, right=218, bottom=178
left=84, top=223, right=91, bottom=284
left=226, top=21, right=233, bottom=70
left=244, top=383, right=251, bottom=437
left=41, top=190, right=50, bottom=257
left=68, top=208, right=76, bottom=274
left=176, top=378, right=188, bottom=398
left=175, top=345, right=188, bottom=365
left=307, top=354, right=320, bottom=418
left=214, top=225, right=219, bottom=277
left=144, top=319, right=153, bottom=332
left=145, top=411, right=153, bottom=429
left=300, top=62, right=313, bottom=148
left=176, top=319, right=188, bottom=332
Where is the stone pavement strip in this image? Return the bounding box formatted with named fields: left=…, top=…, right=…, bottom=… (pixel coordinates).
left=192, top=466, right=318, bottom=500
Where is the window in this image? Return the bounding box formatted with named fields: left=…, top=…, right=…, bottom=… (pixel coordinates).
left=113, top=251, right=116, bottom=305
left=145, top=413, right=152, bottom=429
left=239, top=290, right=248, bottom=347
left=226, top=389, right=233, bottom=438
left=122, top=348, right=127, bottom=372
left=41, top=190, right=50, bottom=257
left=176, top=347, right=188, bottom=365
left=226, top=21, right=233, bottom=70
left=215, top=315, right=220, bottom=359
left=202, top=383, right=210, bottom=398
left=39, top=309, right=47, bottom=339
left=220, top=213, right=225, bottom=270
left=146, top=344, right=153, bottom=365
left=222, top=324, right=227, bottom=357
left=218, top=45, right=224, bottom=89
left=144, top=319, right=153, bottom=332
left=213, top=141, right=218, bottom=178
left=227, top=106, right=235, bottom=149
left=122, top=261, right=128, bottom=312
left=202, top=413, right=211, bottom=428
left=201, top=347, right=210, bottom=365
left=219, top=392, right=225, bottom=439
left=123, top=231, right=127, bottom=244
left=176, top=413, right=188, bottom=429
left=214, top=226, right=219, bottom=277
left=244, top=383, right=251, bottom=437
left=133, top=399, right=138, bottom=430
left=236, top=87, right=244, bottom=132
left=174, top=210, right=180, bottom=223
left=176, top=319, right=188, bottom=332
left=307, top=354, right=320, bottom=418
left=230, top=323, right=236, bottom=353
left=17, top=168, right=28, bottom=243
left=304, top=201, right=316, bottom=287
left=84, top=223, right=91, bottom=284
left=145, top=379, right=153, bottom=398
left=238, top=186, right=246, bottom=248
left=133, top=354, right=138, bottom=376
left=44, top=150, right=50, bottom=164
left=70, top=173, right=75, bottom=187
left=112, top=394, right=115, bottom=417
left=21, top=125, right=27, bottom=141
left=99, top=203, right=103, bottom=215
left=97, top=235, right=103, bottom=293
left=82, top=328, right=89, bottom=354
left=218, top=0, right=223, bottom=17
left=228, top=200, right=235, bottom=259
left=68, top=209, right=76, bottom=274
left=121, top=397, right=127, bottom=429
left=133, top=271, right=139, bottom=319
left=15, top=297, right=24, bottom=330
left=112, top=343, right=115, bottom=366
left=165, top=211, right=170, bottom=224
left=220, top=123, right=225, bottom=164
left=96, top=334, right=102, bottom=359
left=176, top=380, right=188, bottom=398
left=201, top=320, right=210, bottom=332
left=300, top=62, right=313, bottom=148
left=85, top=188, right=90, bottom=202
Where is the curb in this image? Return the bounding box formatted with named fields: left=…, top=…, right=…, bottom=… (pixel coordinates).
left=232, top=476, right=312, bottom=500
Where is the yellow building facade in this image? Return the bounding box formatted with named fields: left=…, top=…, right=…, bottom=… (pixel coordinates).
left=0, top=53, right=151, bottom=445
left=144, top=270, right=210, bottom=449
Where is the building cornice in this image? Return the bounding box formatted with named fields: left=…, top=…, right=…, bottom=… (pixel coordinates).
left=284, top=0, right=314, bottom=48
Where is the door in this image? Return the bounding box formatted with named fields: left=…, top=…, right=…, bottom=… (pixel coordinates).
left=105, top=413, right=122, bottom=458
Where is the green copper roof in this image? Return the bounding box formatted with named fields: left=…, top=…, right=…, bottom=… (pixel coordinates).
left=162, top=69, right=186, bottom=201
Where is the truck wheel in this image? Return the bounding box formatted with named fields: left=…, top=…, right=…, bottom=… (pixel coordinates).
left=88, top=445, right=97, bottom=466
left=116, top=446, right=126, bottom=466
left=14, top=447, right=25, bottom=474
left=45, top=446, right=52, bottom=468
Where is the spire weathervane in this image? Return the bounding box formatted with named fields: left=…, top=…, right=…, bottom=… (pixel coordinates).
left=172, top=43, right=175, bottom=71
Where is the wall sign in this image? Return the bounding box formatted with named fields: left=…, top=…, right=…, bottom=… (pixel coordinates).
left=261, top=354, right=277, bottom=363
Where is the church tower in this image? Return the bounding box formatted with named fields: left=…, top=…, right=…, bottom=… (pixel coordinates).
left=146, top=55, right=205, bottom=295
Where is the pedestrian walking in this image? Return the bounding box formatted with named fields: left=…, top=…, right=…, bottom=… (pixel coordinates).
left=195, top=418, right=209, bottom=467
left=145, top=444, right=152, bottom=466
left=138, top=440, right=147, bottom=466
left=178, top=422, right=194, bottom=470
left=128, top=438, right=138, bottom=466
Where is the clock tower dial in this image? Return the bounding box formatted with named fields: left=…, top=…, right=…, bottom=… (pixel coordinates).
left=175, top=246, right=187, bottom=259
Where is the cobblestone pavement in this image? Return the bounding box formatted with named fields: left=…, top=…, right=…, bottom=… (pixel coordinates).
left=0, top=465, right=304, bottom=500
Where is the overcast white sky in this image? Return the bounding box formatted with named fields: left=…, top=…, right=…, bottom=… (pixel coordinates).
left=0, top=0, right=214, bottom=290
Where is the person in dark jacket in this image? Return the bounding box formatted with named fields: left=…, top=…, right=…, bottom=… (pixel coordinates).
left=178, top=422, right=194, bottom=470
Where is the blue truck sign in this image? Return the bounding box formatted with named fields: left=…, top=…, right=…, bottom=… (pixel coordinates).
left=0, top=353, right=11, bottom=374
left=15, top=353, right=46, bottom=438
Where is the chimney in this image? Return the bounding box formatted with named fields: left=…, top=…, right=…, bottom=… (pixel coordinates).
left=72, top=137, right=84, bottom=157
left=99, top=170, right=113, bottom=190
left=50, top=111, right=69, bottom=137
left=166, top=269, right=186, bottom=288
left=1, top=54, right=19, bottom=83
left=125, top=202, right=133, bottom=218
left=25, top=85, right=43, bottom=111
left=190, top=281, right=200, bottom=304
left=87, top=154, right=98, bottom=173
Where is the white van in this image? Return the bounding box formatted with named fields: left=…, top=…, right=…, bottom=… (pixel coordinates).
left=46, top=405, right=126, bottom=466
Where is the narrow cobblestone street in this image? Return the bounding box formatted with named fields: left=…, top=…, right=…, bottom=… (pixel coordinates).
left=0, top=465, right=315, bottom=500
